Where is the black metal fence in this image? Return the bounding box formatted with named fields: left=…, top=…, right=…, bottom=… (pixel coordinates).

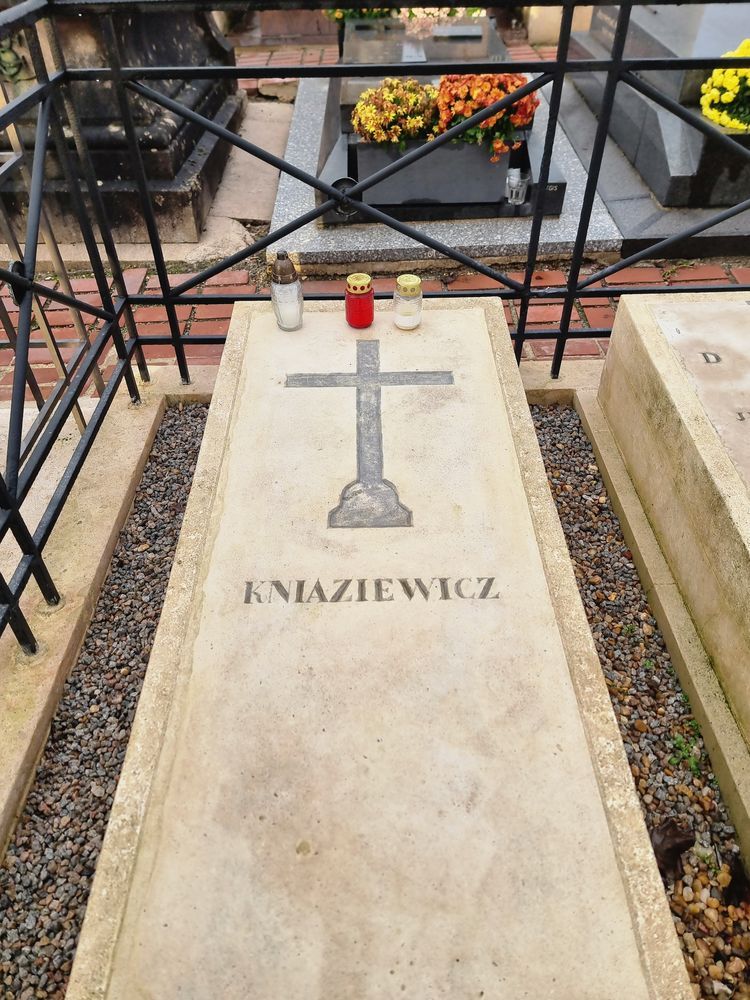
left=1, top=0, right=749, bottom=651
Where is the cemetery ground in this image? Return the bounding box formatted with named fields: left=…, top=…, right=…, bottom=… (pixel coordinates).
left=3, top=30, right=750, bottom=1000
left=3, top=263, right=750, bottom=1000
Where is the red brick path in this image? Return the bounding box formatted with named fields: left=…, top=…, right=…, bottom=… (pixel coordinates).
left=2, top=261, right=747, bottom=401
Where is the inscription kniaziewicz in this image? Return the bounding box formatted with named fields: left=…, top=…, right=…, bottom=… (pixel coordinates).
left=244, top=576, right=502, bottom=604
left=285, top=340, right=454, bottom=529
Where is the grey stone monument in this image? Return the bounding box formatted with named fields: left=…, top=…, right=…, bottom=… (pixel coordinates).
left=570, top=3, right=750, bottom=207
left=1, top=10, right=243, bottom=242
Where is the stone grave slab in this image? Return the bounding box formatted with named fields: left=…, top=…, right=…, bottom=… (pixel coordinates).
left=68, top=301, right=688, bottom=1000
left=599, top=292, right=750, bottom=747
left=270, top=79, right=621, bottom=267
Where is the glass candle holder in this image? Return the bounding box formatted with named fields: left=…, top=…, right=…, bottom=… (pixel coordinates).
left=505, top=167, right=530, bottom=206
left=271, top=250, right=303, bottom=331
left=345, top=273, right=374, bottom=329
left=393, top=273, right=422, bottom=330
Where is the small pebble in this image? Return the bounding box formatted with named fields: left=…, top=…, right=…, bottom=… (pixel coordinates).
left=532, top=405, right=750, bottom=1000
left=0, top=404, right=207, bottom=998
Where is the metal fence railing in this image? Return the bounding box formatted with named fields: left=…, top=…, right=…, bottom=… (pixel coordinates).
left=1, top=0, right=749, bottom=651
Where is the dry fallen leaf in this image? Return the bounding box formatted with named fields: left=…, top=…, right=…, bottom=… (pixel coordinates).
left=651, top=818, right=693, bottom=878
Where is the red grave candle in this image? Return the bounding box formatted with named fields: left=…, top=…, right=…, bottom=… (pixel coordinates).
left=345, top=272, right=374, bottom=329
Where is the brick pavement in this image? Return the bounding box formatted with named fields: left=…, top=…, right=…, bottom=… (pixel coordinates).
left=2, top=260, right=748, bottom=401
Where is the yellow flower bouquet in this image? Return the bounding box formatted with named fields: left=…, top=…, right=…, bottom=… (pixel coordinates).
left=700, top=39, right=750, bottom=132
left=351, top=77, right=439, bottom=146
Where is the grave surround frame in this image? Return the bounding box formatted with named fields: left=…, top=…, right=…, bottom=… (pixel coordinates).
left=1, top=0, right=750, bottom=652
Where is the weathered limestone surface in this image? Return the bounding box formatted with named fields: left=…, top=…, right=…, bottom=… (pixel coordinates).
left=69, top=301, right=688, bottom=1000
left=599, top=293, right=750, bottom=747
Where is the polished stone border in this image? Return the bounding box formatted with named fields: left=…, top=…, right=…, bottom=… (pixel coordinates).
left=270, top=79, right=623, bottom=266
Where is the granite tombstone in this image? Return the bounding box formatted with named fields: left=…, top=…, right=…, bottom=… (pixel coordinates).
left=0, top=10, right=243, bottom=242
left=570, top=3, right=750, bottom=208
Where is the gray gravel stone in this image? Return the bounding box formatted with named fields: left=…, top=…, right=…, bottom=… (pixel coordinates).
left=0, top=403, right=207, bottom=1000
left=532, top=403, right=750, bottom=1000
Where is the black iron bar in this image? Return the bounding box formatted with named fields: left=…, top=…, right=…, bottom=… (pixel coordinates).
left=0, top=177, right=91, bottom=424
left=47, top=0, right=732, bottom=8
left=0, top=75, right=60, bottom=131
left=67, top=54, right=750, bottom=83
left=131, top=71, right=540, bottom=204
left=172, top=201, right=339, bottom=294
left=18, top=338, right=91, bottom=465
left=5, top=95, right=52, bottom=495
left=575, top=283, right=750, bottom=297
left=129, top=80, right=527, bottom=295
left=40, top=16, right=149, bottom=382
left=0, top=569, right=37, bottom=653
left=0, top=475, right=60, bottom=605
left=0, top=299, right=46, bottom=409
left=23, top=25, right=142, bottom=405
left=579, top=197, right=750, bottom=289
left=0, top=155, right=22, bottom=184
left=0, top=266, right=114, bottom=320
left=514, top=7, right=573, bottom=363
left=101, top=15, right=190, bottom=383
left=0, top=0, right=49, bottom=35
left=13, top=306, right=127, bottom=510
left=552, top=1, right=633, bottom=378
left=32, top=344, right=137, bottom=552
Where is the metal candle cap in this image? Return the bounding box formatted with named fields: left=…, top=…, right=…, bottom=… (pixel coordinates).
left=346, top=272, right=372, bottom=294
left=396, top=273, right=421, bottom=297
left=272, top=250, right=299, bottom=284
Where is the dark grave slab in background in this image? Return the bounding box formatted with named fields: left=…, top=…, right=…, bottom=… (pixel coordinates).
left=327, top=25, right=566, bottom=225
left=558, top=79, right=750, bottom=257
left=569, top=3, right=750, bottom=209
left=0, top=11, right=243, bottom=242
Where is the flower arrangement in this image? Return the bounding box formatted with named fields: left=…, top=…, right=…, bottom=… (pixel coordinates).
left=326, top=7, right=396, bottom=21
left=326, top=6, right=480, bottom=25
left=351, top=73, right=538, bottom=161
left=700, top=39, right=750, bottom=132
left=398, top=7, right=482, bottom=38
left=436, top=73, right=539, bottom=161
left=351, top=77, right=439, bottom=145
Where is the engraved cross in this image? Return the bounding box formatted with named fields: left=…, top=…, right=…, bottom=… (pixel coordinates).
left=286, top=340, right=454, bottom=527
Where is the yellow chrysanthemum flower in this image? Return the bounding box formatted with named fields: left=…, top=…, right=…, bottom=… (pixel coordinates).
left=700, top=40, right=750, bottom=132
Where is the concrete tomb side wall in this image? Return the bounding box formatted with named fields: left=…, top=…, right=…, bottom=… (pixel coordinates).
left=599, top=292, right=750, bottom=749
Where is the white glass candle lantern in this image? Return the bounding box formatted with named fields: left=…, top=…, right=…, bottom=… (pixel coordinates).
left=505, top=167, right=530, bottom=206
left=393, top=273, right=422, bottom=330
left=271, top=251, right=303, bottom=331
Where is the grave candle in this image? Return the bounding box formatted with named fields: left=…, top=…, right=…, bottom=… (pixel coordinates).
left=271, top=251, right=303, bottom=331
left=393, top=273, right=422, bottom=330
left=345, top=273, right=374, bottom=329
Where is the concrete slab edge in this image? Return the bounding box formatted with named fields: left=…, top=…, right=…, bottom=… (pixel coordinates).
left=0, top=367, right=215, bottom=860
left=575, top=389, right=750, bottom=865
left=66, top=329, right=249, bottom=1000
left=494, top=322, right=692, bottom=1000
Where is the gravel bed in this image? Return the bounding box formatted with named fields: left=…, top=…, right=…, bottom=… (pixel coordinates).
left=3, top=399, right=748, bottom=999
left=532, top=403, right=750, bottom=1000
left=0, top=403, right=208, bottom=1000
